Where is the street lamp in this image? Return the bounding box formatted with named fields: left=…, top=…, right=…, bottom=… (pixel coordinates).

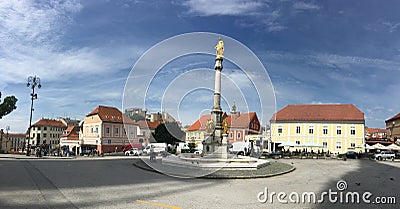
left=26, top=76, right=42, bottom=156
left=5, top=125, right=10, bottom=152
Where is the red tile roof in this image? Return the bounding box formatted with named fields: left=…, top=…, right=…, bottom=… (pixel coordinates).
left=225, top=112, right=257, bottom=128
left=133, top=120, right=162, bottom=130
left=187, top=114, right=211, bottom=131
left=386, top=112, right=400, bottom=122
left=87, top=105, right=136, bottom=124
left=271, top=104, right=365, bottom=122
left=33, top=119, right=67, bottom=127
left=187, top=112, right=257, bottom=131
left=8, top=133, right=26, bottom=137
left=61, top=126, right=79, bottom=140
left=366, top=128, right=387, bottom=134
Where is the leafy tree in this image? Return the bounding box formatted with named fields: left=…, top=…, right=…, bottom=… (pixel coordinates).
left=187, top=142, right=196, bottom=153
left=0, top=92, right=18, bottom=119
left=153, top=122, right=184, bottom=144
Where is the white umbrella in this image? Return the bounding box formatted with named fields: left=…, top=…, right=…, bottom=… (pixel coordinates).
left=278, top=141, right=299, bottom=147
left=372, top=143, right=389, bottom=150
left=303, top=141, right=323, bottom=148
left=365, top=144, right=374, bottom=149
left=387, top=143, right=400, bottom=151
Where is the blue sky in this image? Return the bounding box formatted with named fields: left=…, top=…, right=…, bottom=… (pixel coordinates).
left=1, top=0, right=400, bottom=133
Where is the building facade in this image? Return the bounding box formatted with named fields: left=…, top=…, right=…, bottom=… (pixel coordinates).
left=60, top=125, right=80, bottom=155
left=0, top=132, right=25, bottom=153
left=270, top=104, right=365, bottom=154
left=80, top=105, right=139, bottom=153
left=186, top=111, right=260, bottom=145
left=27, top=118, right=67, bottom=150
left=226, top=112, right=261, bottom=144
left=386, top=112, right=400, bottom=141
left=133, top=120, right=161, bottom=144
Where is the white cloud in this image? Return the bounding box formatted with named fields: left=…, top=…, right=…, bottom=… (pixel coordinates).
left=0, top=1, right=143, bottom=87
left=0, top=0, right=82, bottom=46
left=181, top=0, right=265, bottom=16
left=263, top=10, right=287, bottom=32
left=382, top=21, right=400, bottom=33
left=293, top=1, right=320, bottom=10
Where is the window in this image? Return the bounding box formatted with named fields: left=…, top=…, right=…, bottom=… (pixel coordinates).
left=91, top=128, right=93, bottom=133
left=229, top=132, right=233, bottom=138
left=44, top=127, right=47, bottom=131
left=95, top=127, right=98, bottom=133
left=336, top=142, right=342, bottom=149
left=115, top=128, right=119, bottom=134
left=337, top=126, right=342, bottom=135
left=323, top=142, right=328, bottom=148
left=38, top=126, right=41, bottom=130
left=323, top=126, right=328, bottom=135
left=237, top=132, right=241, bottom=139
left=107, top=139, right=111, bottom=144
left=43, top=133, right=47, bottom=138
left=350, top=126, right=356, bottom=135
left=295, top=140, right=300, bottom=145
left=350, top=143, right=355, bottom=148
left=106, top=127, right=110, bottom=134
left=309, top=125, right=314, bottom=134
left=278, top=125, right=282, bottom=134
left=296, top=126, right=301, bottom=134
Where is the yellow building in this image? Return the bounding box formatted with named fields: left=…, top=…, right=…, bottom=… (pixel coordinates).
left=270, top=104, right=365, bottom=154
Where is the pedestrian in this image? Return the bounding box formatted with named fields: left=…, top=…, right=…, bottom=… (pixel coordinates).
left=35, top=147, right=40, bottom=157
left=150, top=145, right=155, bottom=161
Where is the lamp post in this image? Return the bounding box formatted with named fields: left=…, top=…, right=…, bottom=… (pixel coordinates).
left=26, top=76, right=42, bottom=156
left=5, top=125, right=10, bottom=152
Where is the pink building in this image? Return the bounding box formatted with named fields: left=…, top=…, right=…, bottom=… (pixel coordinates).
left=80, top=105, right=139, bottom=154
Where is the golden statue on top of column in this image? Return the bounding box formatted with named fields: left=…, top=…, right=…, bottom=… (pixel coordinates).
left=215, top=37, right=224, bottom=59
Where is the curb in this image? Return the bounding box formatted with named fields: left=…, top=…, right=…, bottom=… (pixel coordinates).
left=205, top=166, right=296, bottom=179
left=132, top=159, right=295, bottom=179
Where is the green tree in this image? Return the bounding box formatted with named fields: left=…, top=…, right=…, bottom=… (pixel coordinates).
left=153, top=122, right=184, bottom=145
left=0, top=92, right=18, bottom=119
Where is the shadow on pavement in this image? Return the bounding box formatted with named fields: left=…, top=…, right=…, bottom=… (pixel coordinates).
left=315, top=159, right=399, bottom=209
left=0, top=158, right=226, bottom=209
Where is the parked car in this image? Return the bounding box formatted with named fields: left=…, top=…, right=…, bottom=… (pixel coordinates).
left=143, top=143, right=167, bottom=154
left=124, top=148, right=143, bottom=156
left=268, top=151, right=283, bottom=158
left=229, top=142, right=251, bottom=155
left=80, top=149, right=92, bottom=156
left=344, top=151, right=362, bottom=159
left=374, top=151, right=395, bottom=161
left=66, top=150, right=75, bottom=157
left=194, top=150, right=203, bottom=155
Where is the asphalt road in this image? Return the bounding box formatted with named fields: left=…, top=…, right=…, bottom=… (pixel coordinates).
left=0, top=157, right=399, bottom=209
